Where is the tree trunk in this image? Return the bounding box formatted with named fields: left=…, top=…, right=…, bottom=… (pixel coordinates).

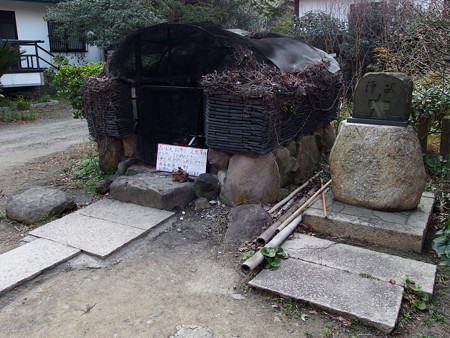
left=417, top=115, right=432, bottom=154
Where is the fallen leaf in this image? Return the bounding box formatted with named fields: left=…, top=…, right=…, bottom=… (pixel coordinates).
left=301, top=314, right=308, bottom=321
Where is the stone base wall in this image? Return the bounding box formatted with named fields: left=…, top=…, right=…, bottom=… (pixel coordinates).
left=211, top=124, right=336, bottom=206
left=97, top=124, right=336, bottom=206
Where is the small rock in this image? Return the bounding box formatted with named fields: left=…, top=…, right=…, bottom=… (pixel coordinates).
left=170, top=325, right=213, bottom=338
left=95, top=179, right=113, bottom=194
left=230, top=293, right=246, bottom=300
left=217, top=170, right=227, bottom=188
left=193, top=173, right=220, bottom=200
left=117, top=157, right=140, bottom=175
left=225, top=204, right=272, bottom=244
left=6, top=187, right=76, bottom=224
left=208, top=148, right=231, bottom=170
left=195, top=197, right=210, bottom=210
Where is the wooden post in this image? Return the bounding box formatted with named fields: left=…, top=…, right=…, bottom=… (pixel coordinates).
left=441, top=116, right=450, bottom=161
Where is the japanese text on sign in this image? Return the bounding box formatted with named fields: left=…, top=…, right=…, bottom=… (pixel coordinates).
left=156, top=143, right=208, bottom=177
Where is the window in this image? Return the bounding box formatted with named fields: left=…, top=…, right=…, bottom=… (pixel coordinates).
left=0, top=11, right=18, bottom=39
left=47, top=22, right=86, bottom=52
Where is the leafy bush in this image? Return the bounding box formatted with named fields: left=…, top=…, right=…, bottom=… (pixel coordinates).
left=432, top=219, right=450, bottom=265
left=0, top=41, right=21, bottom=77
left=411, top=75, right=450, bottom=151
left=0, top=95, right=13, bottom=107
left=52, top=61, right=105, bottom=118
left=16, top=96, right=30, bottom=111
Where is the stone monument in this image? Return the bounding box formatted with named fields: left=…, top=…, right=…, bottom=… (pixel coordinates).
left=330, top=72, right=426, bottom=211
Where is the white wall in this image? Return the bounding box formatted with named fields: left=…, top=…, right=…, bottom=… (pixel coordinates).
left=297, top=0, right=437, bottom=19
left=1, top=0, right=103, bottom=67
left=297, top=0, right=354, bottom=19
left=1, top=72, right=43, bottom=87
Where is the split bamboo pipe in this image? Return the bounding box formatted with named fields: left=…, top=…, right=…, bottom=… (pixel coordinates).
left=256, top=187, right=317, bottom=246
left=275, top=180, right=332, bottom=233
left=321, top=178, right=328, bottom=218
left=268, top=171, right=322, bottom=215
left=242, top=215, right=303, bottom=274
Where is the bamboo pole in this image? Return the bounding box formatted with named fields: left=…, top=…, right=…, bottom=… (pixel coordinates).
left=241, top=215, right=303, bottom=274
left=268, top=171, right=322, bottom=215
left=256, top=187, right=317, bottom=246
left=321, top=178, right=327, bottom=218
left=275, top=180, right=332, bottom=233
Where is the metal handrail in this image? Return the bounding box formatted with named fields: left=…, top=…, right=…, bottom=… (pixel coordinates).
left=1, top=39, right=59, bottom=72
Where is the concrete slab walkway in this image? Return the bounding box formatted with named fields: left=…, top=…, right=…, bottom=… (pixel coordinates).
left=0, top=200, right=175, bottom=295
left=250, top=259, right=404, bottom=333
left=30, top=200, right=175, bottom=258
left=249, top=233, right=437, bottom=333
left=0, top=238, right=80, bottom=296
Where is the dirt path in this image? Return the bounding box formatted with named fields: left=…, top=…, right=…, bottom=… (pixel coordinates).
left=0, top=117, right=89, bottom=173
left=0, top=113, right=92, bottom=254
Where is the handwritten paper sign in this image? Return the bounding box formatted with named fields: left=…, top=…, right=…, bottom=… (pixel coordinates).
left=156, top=143, right=208, bottom=177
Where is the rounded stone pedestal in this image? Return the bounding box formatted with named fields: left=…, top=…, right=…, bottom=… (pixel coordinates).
left=329, top=121, right=426, bottom=211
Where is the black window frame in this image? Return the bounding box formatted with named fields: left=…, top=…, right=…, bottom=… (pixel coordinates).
left=47, top=22, right=87, bottom=53
left=0, top=10, right=18, bottom=39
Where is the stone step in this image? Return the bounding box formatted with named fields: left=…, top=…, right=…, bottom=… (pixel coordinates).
left=109, top=171, right=194, bottom=211
left=0, top=238, right=80, bottom=296
left=249, top=234, right=437, bottom=333
left=249, top=259, right=403, bottom=333
left=30, top=199, right=175, bottom=258
left=283, top=233, right=436, bottom=295
left=303, top=190, right=434, bottom=253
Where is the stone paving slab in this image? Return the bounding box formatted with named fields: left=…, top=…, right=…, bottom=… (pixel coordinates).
left=303, top=190, right=434, bottom=252
left=0, top=238, right=80, bottom=296
left=249, top=259, right=403, bottom=333
left=30, top=213, right=147, bottom=258
left=76, top=199, right=175, bottom=230
left=283, top=233, right=436, bottom=295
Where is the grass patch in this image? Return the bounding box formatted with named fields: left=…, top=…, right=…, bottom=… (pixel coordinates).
left=70, top=151, right=109, bottom=192
left=0, top=110, right=37, bottom=122
left=0, top=96, right=13, bottom=107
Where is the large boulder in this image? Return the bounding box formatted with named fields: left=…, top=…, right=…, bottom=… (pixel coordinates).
left=293, top=135, right=321, bottom=184
left=193, top=173, right=220, bottom=200
left=225, top=204, right=272, bottom=244
left=273, top=146, right=296, bottom=187
left=220, top=153, right=280, bottom=206
left=6, top=187, right=76, bottom=224
left=110, top=173, right=194, bottom=210
left=98, top=136, right=122, bottom=173
left=330, top=121, right=426, bottom=211
left=314, top=123, right=336, bottom=153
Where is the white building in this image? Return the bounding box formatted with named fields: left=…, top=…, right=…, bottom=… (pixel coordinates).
left=0, top=0, right=103, bottom=88
left=294, top=0, right=442, bottom=19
